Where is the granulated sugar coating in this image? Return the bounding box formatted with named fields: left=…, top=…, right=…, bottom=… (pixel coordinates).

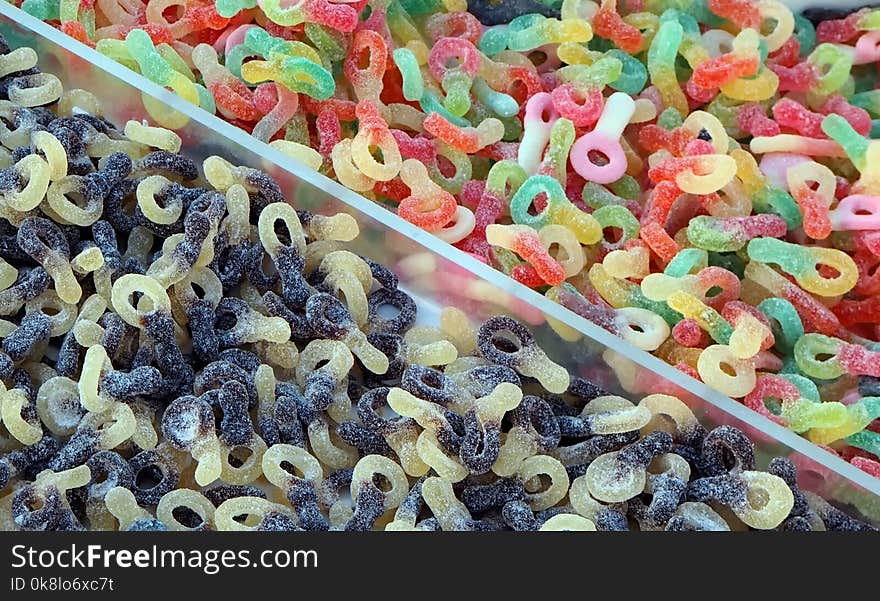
left=0, top=29, right=875, bottom=532
left=22, top=0, right=880, bottom=478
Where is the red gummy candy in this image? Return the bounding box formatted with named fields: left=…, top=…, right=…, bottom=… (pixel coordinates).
left=672, top=318, right=708, bottom=347
left=708, top=0, right=761, bottom=29
left=593, top=0, right=644, bottom=54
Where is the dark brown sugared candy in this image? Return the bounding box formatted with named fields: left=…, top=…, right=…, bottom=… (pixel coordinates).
left=477, top=315, right=535, bottom=367
left=343, top=481, right=385, bottom=532
left=306, top=292, right=355, bottom=339
left=401, top=364, right=456, bottom=405
left=126, top=518, right=169, bottom=531
left=366, top=287, right=418, bottom=334
left=336, top=421, right=395, bottom=456
left=459, top=411, right=501, bottom=474
left=685, top=473, right=748, bottom=507
left=501, top=500, right=539, bottom=531
left=128, top=450, right=180, bottom=506
left=204, top=484, right=266, bottom=507
left=462, top=477, right=524, bottom=514
left=85, top=451, right=134, bottom=501
left=161, top=395, right=214, bottom=450
left=286, top=479, right=329, bottom=531
left=513, top=395, right=561, bottom=451
left=218, top=380, right=254, bottom=447
left=257, top=512, right=299, bottom=531
left=700, top=426, right=756, bottom=476
left=13, top=485, right=84, bottom=531
left=629, top=473, right=687, bottom=530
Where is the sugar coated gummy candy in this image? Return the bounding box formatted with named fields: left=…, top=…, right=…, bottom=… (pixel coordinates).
left=0, top=0, right=878, bottom=531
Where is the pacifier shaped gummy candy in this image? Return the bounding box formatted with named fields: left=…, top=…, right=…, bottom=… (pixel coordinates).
left=19, top=0, right=880, bottom=483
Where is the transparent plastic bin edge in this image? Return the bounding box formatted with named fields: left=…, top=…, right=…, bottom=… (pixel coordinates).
left=2, top=3, right=879, bottom=526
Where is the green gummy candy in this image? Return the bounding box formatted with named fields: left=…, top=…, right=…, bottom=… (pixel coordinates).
left=656, top=107, right=683, bottom=130
left=593, top=205, right=639, bottom=243
left=758, top=298, right=804, bottom=356
left=779, top=373, right=821, bottom=403
left=215, top=0, right=258, bottom=18
left=606, top=50, right=647, bottom=95
left=665, top=248, right=708, bottom=277
left=793, top=333, right=845, bottom=380
left=21, top=0, right=59, bottom=20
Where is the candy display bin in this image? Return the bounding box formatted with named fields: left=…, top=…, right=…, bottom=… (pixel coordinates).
left=2, top=2, right=880, bottom=527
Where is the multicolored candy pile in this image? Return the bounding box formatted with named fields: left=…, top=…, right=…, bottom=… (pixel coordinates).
left=15, top=0, right=880, bottom=478
left=5, top=31, right=876, bottom=532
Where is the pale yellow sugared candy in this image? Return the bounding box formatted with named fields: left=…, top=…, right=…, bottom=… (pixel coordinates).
left=672, top=502, right=731, bottom=531
left=124, top=120, right=182, bottom=153
left=405, top=326, right=459, bottom=367
left=515, top=346, right=570, bottom=395
left=268, top=139, right=323, bottom=171
left=254, top=340, right=299, bottom=370
left=296, top=339, right=354, bottom=387
left=697, top=344, right=757, bottom=398
left=317, top=250, right=371, bottom=326
left=105, top=486, right=152, bottom=530
left=156, top=489, right=215, bottom=531
left=0, top=258, right=17, bottom=291
left=9, top=73, right=62, bottom=108
left=56, top=88, right=102, bottom=117
left=474, top=382, right=523, bottom=425
left=581, top=395, right=652, bottom=434
left=3, top=154, right=51, bottom=212
left=307, top=213, right=359, bottom=242
left=603, top=246, right=650, bottom=280
left=352, top=454, right=410, bottom=510
left=440, top=307, right=477, bottom=356
left=219, top=436, right=267, bottom=485
left=36, top=376, right=83, bottom=436
left=111, top=274, right=172, bottom=328
left=0, top=47, right=38, bottom=79
left=631, top=98, right=658, bottom=124
left=645, top=453, right=691, bottom=493
left=682, top=111, right=729, bottom=155
left=539, top=514, right=597, bottom=531
left=34, top=464, right=91, bottom=493
left=131, top=402, right=158, bottom=450
left=569, top=474, right=615, bottom=521
left=584, top=451, right=646, bottom=503
left=1, top=388, right=42, bottom=445
left=639, top=394, right=700, bottom=440
left=221, top=184, right=251, bottom=244
left=518, top=455, right=569, bottom=511
left=262, top=443, right=323, bottom=490
left=79, top=345, right=114, bottom=412
left=387, top=387, right=447, bottom=432
left=258, top=201, right=307, bottom=257
left=728, top=313, right=770, bottom=359
left=493, top=426, right=538, bottom=477
left=215, top=496, right=298, bottom=531
left=31, top=130, right=68, bottom=181
left=136, top=175, right=183, bottom=225
left=308, top=420, right=358, bottom=469
left=421, top=476, right=473, bottom=531
left=731, top=471, right=794, bottom=530
left=385, top=423, right=430, bottom=477
left=539, top=224, right=586, bottom=278
left=85, top=402, right=137, bottom=450
left=416, top=430, right=468, bottom=482
left=332, top=139, right=376, bottom=192
left=71, top=246, right=105, bottom=274
left=203, top=155, right=236, bottom=191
